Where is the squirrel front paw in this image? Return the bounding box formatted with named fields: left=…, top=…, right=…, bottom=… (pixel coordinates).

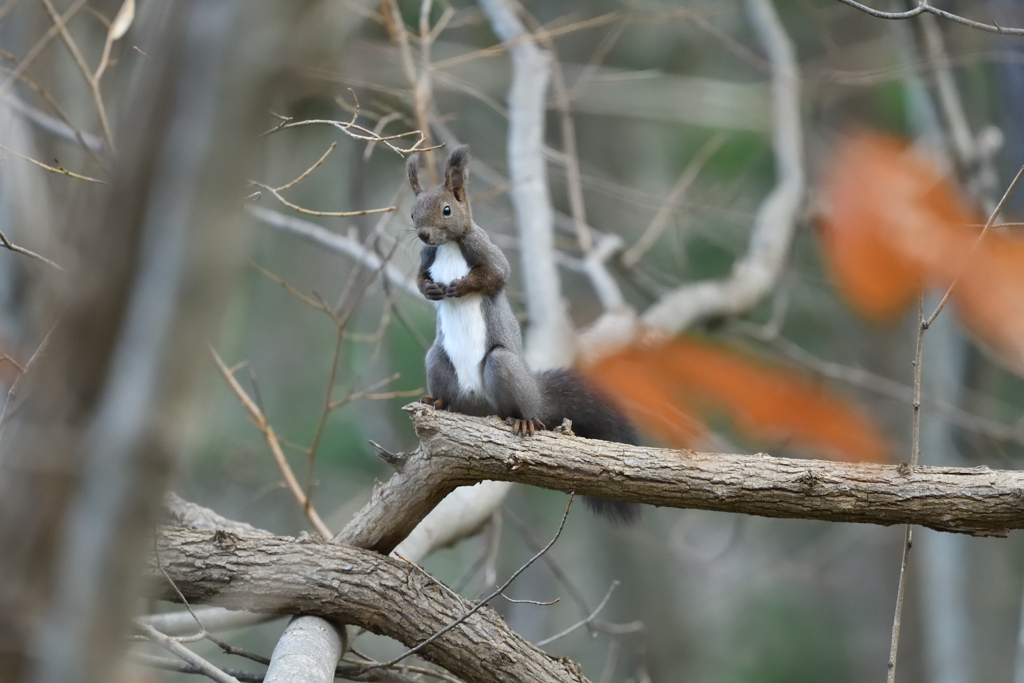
left=419, top=395, right=445, bottom=410
left=420, top=281, right=446, bottom=301
left=445, top=278, right=469, bottom=298
left=505, top=417, right=546, bottom=436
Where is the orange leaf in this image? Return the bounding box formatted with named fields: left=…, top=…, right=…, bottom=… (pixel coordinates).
left=820, top=131, right=1024, bottom=374
left=954, top=236, right=1024, bottom=373
left=587, top=349, right=707, bottom=447
left=585, top=337, right=891, bottom=463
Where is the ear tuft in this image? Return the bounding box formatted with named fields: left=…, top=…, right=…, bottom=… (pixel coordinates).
left=445, top=145, right=470, bottom=202
left=406, top=155, right=422, bottom=196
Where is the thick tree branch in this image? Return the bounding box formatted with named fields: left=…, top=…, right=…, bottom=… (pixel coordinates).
left=150, top=526, right=589, bottom=683
left=398, top=404, right=1024, bottom=537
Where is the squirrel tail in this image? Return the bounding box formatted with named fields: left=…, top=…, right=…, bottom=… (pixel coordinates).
left=536, top=369, right=642, bottom=524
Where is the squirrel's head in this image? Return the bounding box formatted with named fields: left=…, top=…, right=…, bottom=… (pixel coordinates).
left=407, top=145, right=472, bottom=246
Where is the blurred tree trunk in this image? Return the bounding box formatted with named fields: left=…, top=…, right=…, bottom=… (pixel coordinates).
left=0, top=2, right=301, bottom=681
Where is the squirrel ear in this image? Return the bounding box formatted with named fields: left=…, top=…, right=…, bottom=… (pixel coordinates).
left=406, top=155, right=422, bottom=196
left=445, top=145, right=470, bottom=203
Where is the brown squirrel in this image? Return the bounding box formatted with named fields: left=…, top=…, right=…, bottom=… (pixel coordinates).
left=408, top=145, right=639, bottom=522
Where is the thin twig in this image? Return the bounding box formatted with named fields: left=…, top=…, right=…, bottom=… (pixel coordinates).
left=38, top=0, right=114, bottom=148
left=0, top=230, right=65, bottom=271
left=887, top=524, right=914, bottom=683
left=912, top=289, right=925, bottom=467
left=640, top=0, right=804, bottom=334
left=274, top=142, right=337, bottom=192
left=210, top=347, right=332, bottom=539
left=836, top=0, right=1024, bottom=36
left=360, top=493, right=575, bottom=672
left=260, top=91, right=442, bottom=157
left=0, top=354, right=25, bottom=373
left=247, top=205, right=422, bottom=300
left=250, top=181, right=395, bottom=218
left=887, top=289, right=926, bottom=683
left=621, top=134, right=725, bottom=267
left=303, top=239, right=402, bottom=504
left=518, top=3, right=592, bottom=253
left=0, top=71, right=107, bottom=165
left=500, top=593, right=559, bottom=606
left=924, top=162, right=1024, bottom=327
left=536, top=580, right=619, bottom=646
left=0, top=0, right=89, bottom=104
left=152, top=534, right=208, bottom=644
left=327, top=374, right=421, bottom=410
left=382, top=0, right=438, bottom=182
left=0, top=0, right=21, bottom=23
left=250, top=261, right=336, bottom=319
left=127, top=653, right=263, bottom=683
left=0, top=323, right=54, bottom=429
left=431, top=12, right=621, bottom=71
left=0, top=142, right=106, bottom=183
left=135, top=622, right=242, bottom=683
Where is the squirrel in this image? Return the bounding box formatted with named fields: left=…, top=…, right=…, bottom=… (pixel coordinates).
left=407, top=145, right=639, bottom=523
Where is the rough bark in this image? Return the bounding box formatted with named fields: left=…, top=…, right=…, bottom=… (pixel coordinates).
left=403, top=404, right=1024, bottom=537
left=151, top=526, right=589, bottom=683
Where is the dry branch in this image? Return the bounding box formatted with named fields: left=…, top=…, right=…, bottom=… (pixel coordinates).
left=0, top=229, right=65, bottom=271
left=478, top=0, right=575, bottom=369
left=400, top=404, right=1024, bottom=537
left=150, top=526, right=590, bottom=683
left=836, top=0, right=1024, bottom=36
left=247, top=205, right=421, bottom=301
left=641, top=0, right=804, bottom=334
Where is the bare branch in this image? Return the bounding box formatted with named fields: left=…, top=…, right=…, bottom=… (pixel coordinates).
left=399, top=404, right=1024, bottom=536
left=247, top=205, right=422, bottom=300
left=925, top=162, right=1024, bottom=326
left=38, top=0, right=114, bottom=148
left=620, top=134, right=725, bottom=268
left=361, top=494, right=574, bottom=673
left=139, top=607, right=277, bottom=638
left=535, top=580, right=619, bottom=647
left=135, top=621, right=242, bottom=683
left=0, top=0, right=90, bottom=105
left=0, top=143, right=106, bottom=183
left=381, top=0, right=438, bottom=182
left=127, top=653, right=263, bottom=683
left=251, top=181, right=395, bottom=218
left=835, top=0, right=1024, bottom=36
left=886, top=524, right=914, bottom=682
left=151, top=526, right=591, bottom=683
left=641, top=0, right=804, bottom=334
left=478, top=0, right=575, bottom=368
left=210, top=348, right=333, bottom=539
left=0, top=95, right=103, bottom=152
left=887, top=289, right=926, bottom=683
left=394, top=480, right=513, bottom=562
left=0, top=229, right=65, bottom=271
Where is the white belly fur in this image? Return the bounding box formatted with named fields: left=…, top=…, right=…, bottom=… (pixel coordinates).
left=430, top=243, right=486, bottom=397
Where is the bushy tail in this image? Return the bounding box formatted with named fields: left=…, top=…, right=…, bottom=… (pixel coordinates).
left=536, top=369, right=641, bottom=524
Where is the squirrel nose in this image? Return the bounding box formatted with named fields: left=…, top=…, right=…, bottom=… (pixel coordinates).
left=417, top=229, right=431, bottom=243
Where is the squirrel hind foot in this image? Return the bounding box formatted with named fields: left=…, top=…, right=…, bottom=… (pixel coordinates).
left=419, top=395, right=445, bottom=410
left=505, top=417, right=546, bottom=436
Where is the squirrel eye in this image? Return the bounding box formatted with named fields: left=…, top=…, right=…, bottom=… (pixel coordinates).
left=443, top=205, right=451, bottom=217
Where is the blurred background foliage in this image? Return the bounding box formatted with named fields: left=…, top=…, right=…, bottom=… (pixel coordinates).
left=3, top=0, right=1024, bottom=681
